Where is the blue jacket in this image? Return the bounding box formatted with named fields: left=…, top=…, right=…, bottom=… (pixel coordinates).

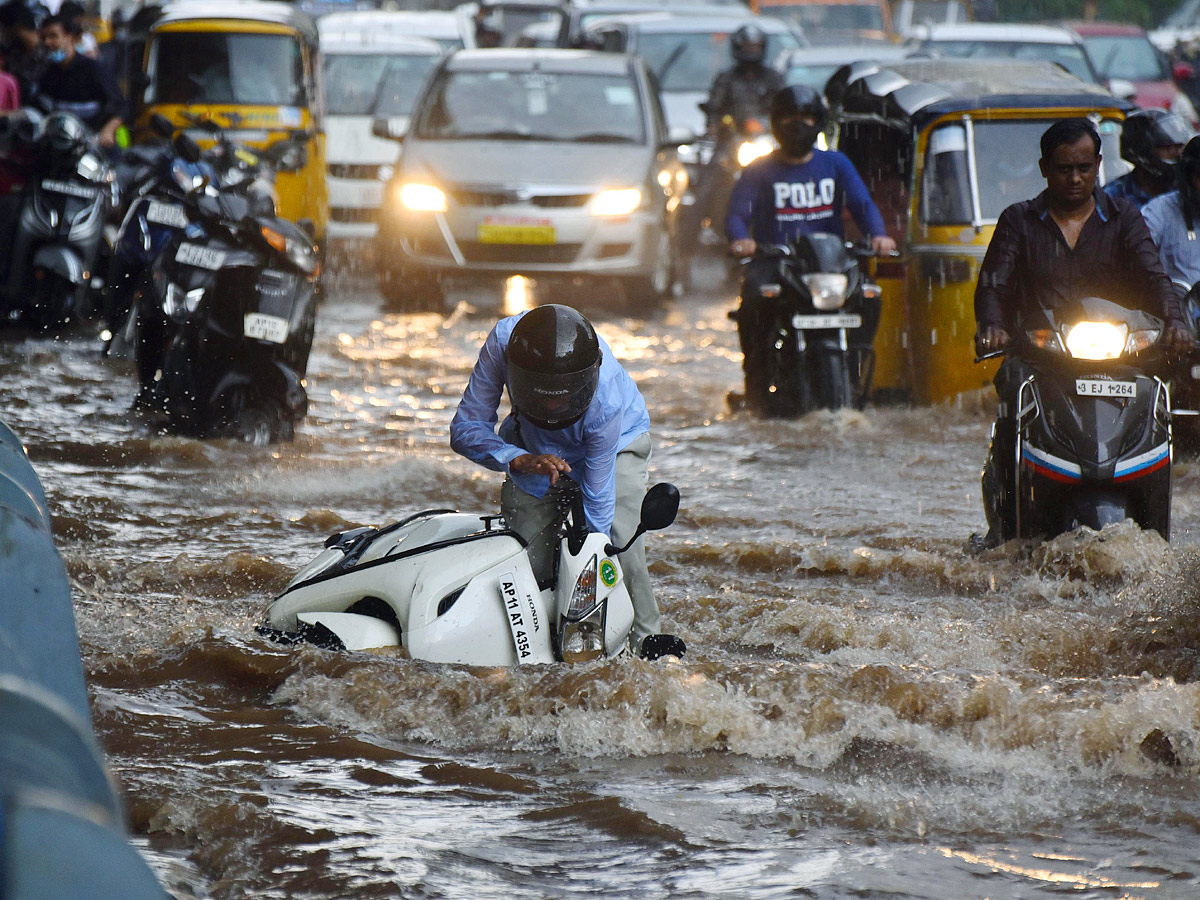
left=449, top=312, right=650, bottom=538
left=726, top=149, right=887, bottom=244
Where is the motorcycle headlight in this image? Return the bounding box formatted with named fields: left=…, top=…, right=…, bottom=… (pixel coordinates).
left=1126, top=328, right=1162, bottom=355
left=161, top=280, right=204, bottom=320
left=802, top=273, right=848, bottom=310
left=737, top=137, right=774, bottom=168
left=591, top=188, right=642, bottom=216
left=1026, top=328, right=1065, bottom=353
left=1064, top=321, right=1128, bottom=360
left=398, top=182, right=447, bottom=213
left=564, top=555, right=598, bottom=621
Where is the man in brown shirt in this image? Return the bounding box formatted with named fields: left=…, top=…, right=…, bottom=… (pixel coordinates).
left=974, top=117, right=1193, bottom=545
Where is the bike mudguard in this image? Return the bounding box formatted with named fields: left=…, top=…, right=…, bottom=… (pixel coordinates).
left=31, top=243, right=86, bottom=284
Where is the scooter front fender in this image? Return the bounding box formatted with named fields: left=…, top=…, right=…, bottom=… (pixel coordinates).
left=31, top=245, right=85, bottom=285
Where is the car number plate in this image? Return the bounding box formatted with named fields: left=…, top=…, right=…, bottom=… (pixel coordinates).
left=1076, top=379, right=1136, bottom=397
left=478, top=216, right=555, bottom=245
left=146, top=200, right=189, bottom=229
left=41, top=178, right=96, bottom=199
left=792, top=313, right=862, bottom=329
left=244, top=312, right=289, bottom=343
left=496, top=564, right=544, bottom=664
left=176, top=242, right=226, bottom=270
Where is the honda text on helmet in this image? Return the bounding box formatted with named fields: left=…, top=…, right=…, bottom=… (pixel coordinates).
left=1120, top=108, right=1192, bottom=183
left=730, top=24, right=767, bottom=66
left=769, top=84, right=826, bottom=158
left=506, top=305, right=601, bottom=430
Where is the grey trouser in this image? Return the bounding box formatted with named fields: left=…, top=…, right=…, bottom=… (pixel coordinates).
left=501, top=432, right=660, bottom=650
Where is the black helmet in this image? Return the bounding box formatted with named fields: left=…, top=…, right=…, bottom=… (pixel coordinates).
left=730, top=24, right=767, bottom=65
left=506, top=305, right=601, bottom=430
left=769, top=84, right=827, bottom=128
left=1119, top=108, right=1191, bottom=181
left=43, top=112, right=86, bottom=156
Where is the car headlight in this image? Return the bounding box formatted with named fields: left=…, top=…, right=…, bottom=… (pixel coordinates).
left=1064, top=321, right=1128, bottom=360
left=802, top=273, right=848, bottom=310
left=737, top=137, right=774, bottom=168
left=591, top=188, right=642, bottom=216
left=399, top=182, right=447, bottom=212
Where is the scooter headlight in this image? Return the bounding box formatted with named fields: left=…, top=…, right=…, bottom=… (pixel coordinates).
left=737, top=137, right=774, bottom=168
left=162, top=282, right=204, bottom=320
left=261, top=225, right=320, bottom=277
left=564, top=555, right=598, bottom=621
left=1064, top=321, right=1128, bottom=360
left=560, top=614, right=604, bottom=663
left=801, top=273, right=848, bottom=310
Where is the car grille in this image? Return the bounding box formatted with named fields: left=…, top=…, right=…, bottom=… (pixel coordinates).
left=448, top=188, right=592, bottom=208
left=328, top=163, right=383, bottom=180
left=331, top=207, right=378, bottom=224
left=459, top=242, right=582, bottom=264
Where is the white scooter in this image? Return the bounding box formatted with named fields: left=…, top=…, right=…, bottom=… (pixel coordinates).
left=259, top=481, right=682, bottom=665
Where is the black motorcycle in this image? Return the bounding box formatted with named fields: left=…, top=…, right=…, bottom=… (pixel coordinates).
left=136, top=162, right=320, bottom=443
left=731, top=233, right=881, bottom=416
left=0, top=110, right=117, bottom=328
left=980, top=297, right=1172, bottom=542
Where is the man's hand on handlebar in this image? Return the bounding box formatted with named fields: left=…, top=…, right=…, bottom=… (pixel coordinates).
left=975, top=325, right=1010, bottom=357
left=510, top=453, right=571, bottom=486
left=1163, top=323, right=1194, bottom=355
left=871, top=235, right=897, bottom=256
left=730, top=238, right=756, bottom=258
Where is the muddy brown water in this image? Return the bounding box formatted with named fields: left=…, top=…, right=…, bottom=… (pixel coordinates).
left=4, top=261, right=1200, bottom=899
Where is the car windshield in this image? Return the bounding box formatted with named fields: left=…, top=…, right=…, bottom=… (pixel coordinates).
left=925, top=39, right=1095, bottom=82
left=1081, top=35, right=1167, bottom=81
left=638, top=30, right=802, bottom=92
left=146, top=32, right=305, bottom=105
left=324, top=53, right=438, bottom=115
left=370, top=55, right=441, bottom=117
left=759, top=4, right=883, bottom=33
left=921, top=119, right=1124, bottom=225
left=415, top=70, right=645, bottom=142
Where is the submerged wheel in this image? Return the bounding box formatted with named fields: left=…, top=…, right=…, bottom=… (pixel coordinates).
left=236, top=398, right=291, bottom=446
left=812, top=348, right=853, bottom=411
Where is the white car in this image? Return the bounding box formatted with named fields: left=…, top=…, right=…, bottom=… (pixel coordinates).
left=910, top=22, right=1103, bottom=86
left=317, top=10, right=469, bottom=52
left=319, top=29, right=443, bottom=249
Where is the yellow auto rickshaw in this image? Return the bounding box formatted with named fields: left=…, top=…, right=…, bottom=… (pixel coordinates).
left=134, top=1, right=328, bottom=240
left=825, top=58, right=1133, bottom=405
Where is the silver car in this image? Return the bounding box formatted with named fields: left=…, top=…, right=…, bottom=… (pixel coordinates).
left=376, top=49, right=688, bottom=310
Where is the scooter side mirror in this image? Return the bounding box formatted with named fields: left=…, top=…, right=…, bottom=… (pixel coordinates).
left=640, top=482, right=679, bottom=532
left=173, top=132, right=202, bottom=164
left=149, top=113, right=174, bottom=138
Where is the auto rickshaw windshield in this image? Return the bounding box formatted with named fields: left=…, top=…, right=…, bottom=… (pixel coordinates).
left=145, top=32, right=306, bottom=106
left=920, top=117, right=1126, bottom=226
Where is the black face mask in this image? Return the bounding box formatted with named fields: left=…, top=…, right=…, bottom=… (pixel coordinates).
left=777, top=121, right=820, bottom=157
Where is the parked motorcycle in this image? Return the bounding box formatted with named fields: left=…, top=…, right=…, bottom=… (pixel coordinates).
left=259, top=480, right=682, bottom=664
left=979, top=296, right=1172, bottom=542
left=0, top=110, right=117, bottom=328
left=731, top=233, right=881, bottom=416
left=133, top=153, right=320, bottom=443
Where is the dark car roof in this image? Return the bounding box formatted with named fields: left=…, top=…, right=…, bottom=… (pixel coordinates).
left=444, top=48, right=636, bottom=74
left=827, top=58, right=1131, bottom=127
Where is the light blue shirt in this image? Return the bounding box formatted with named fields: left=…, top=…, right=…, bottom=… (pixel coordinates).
left=449, top=312, right=651, bottom=538
left=1143, top=189, right=1200, bottom=288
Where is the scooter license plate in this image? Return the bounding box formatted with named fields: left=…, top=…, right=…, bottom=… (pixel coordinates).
left=146, top=200, right=189, bottom=229
left=496, top=564, right=543, bottom=664
left=792, top=313, right=862, bottom=329
left=176, top=243, right=226, bottom=270
left=243, top=312, right=289, bottom=343
left=1076, top=379, right=1136, bottom=397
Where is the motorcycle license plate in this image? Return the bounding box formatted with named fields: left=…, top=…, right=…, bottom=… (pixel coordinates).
left=146, top=200, right=189, bottom=229
left=243, top=312, right=289, bottom=343
left=792, top=313, right=862, bottom=330
left=41, top=178, right=96, bottom=199
left=1076, top=379, right=1136, bottom=397
left=496, top=564, right=543, bottom=664
left=478, top=217, right=555, bottom=245
left=176, top=242, right=226, bottom=270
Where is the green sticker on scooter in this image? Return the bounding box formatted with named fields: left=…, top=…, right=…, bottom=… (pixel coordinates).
left=600, top=559, right=617, bottom=587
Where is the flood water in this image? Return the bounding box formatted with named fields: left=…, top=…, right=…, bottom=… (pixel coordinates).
left=4, top=259, right=1200, bottom=899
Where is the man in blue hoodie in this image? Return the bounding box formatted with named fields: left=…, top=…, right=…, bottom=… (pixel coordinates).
left=726, top=85, right=895, bottom=402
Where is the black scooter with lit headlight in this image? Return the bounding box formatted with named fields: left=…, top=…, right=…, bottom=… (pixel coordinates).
left=731, top=232, right=881, bottom=416
left=136, top=163, right=321, bottom=443
left=979, top=296, right=1172, bottom=543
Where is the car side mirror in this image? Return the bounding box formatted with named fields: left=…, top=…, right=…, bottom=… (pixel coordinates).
left=371, top=117, right=407, bottom=142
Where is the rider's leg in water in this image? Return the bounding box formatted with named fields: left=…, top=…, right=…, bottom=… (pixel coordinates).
left=500, top=433, right=661, bottom=652
left=982, top=357, right=1032, bottom=544
left=734, top=257, right=778, bottom=409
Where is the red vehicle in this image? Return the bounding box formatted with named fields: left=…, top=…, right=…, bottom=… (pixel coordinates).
left=1068, top=21, right=1198, bottom=126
